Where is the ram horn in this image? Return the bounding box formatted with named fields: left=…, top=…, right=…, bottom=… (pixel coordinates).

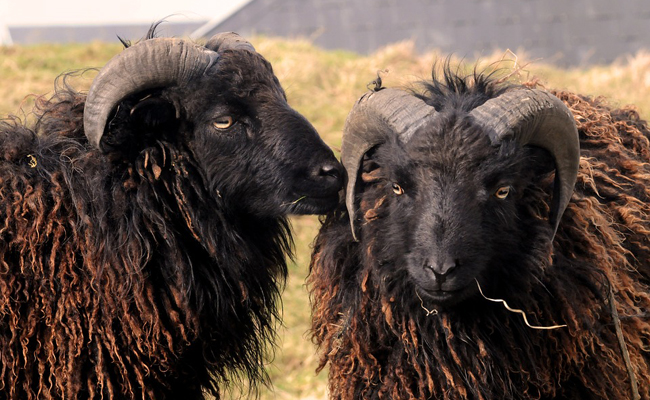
left=469, top=89, right=580, bottom=238
left=341, top=88, right=437, bottom=240
left=83, top=38, right=219, bottom=150
left=204, top=31, right=256, bottom=53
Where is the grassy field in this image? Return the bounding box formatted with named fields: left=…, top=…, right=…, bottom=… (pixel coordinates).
left=2, top=36, right=650, bottom=399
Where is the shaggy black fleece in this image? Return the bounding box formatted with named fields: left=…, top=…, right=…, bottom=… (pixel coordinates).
left=0, top=28, right=341, bottom=399
left=309, top=69, right=650, bottom=399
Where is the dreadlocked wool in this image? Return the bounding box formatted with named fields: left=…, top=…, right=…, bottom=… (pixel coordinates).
left=0, top=29, right=343, bottom=399
left=309, top=73, right=650, bottom=399
left=0, top=86, right=291, bottom=400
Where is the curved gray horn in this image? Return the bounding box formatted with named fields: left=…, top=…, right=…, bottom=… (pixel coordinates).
left=342, top=88, right=437, bottom=240
left=83, top=38, right=219, bottom=150
left=204, top=32, right=256, bottom=53
left=469, top=89, right=579, bottom=238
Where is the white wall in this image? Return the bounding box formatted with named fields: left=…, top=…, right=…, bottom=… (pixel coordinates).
left=5, top=0, right=249, bottom=26
left=0, top=0, right=12, bottom=45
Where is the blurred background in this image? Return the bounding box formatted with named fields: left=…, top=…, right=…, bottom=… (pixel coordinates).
left=3, top=0, right=650, bottom=65
left=2, top=0, right=650, bottom=399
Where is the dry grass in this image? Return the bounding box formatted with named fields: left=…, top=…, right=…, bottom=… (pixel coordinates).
left=0, top=42, right=120, bottom=117
left=475, top=279, right=567, bottom=330
left=1, top=36, right=649, bottom=400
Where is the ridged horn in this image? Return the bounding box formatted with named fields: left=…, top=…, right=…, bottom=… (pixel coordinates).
left=341, top=88, right=437, bottom=240
left=204, top=31, right=256, bottom=53
left=469, top=89, right=580, bottom=237
left=83, top=38, right=219, bottom=150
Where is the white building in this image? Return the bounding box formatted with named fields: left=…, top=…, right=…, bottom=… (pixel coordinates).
left=0, top=0, right=12, bottom=45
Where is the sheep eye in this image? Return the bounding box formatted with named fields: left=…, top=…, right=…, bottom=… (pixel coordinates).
left=392, top=183, right=404, bottom=195
left=213, top=116, right=234, bottom=129
left=494, top=186, right=510, bottom=199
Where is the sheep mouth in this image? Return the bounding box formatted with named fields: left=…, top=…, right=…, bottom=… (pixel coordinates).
left=418, top=285, right=472, bottom=306
left=422, top=288, right=462, bottom=301
left=283, top=193, right=340, bottom=215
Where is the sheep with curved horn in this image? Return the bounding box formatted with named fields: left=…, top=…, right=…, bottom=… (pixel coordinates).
left=309, top=66, right=649, bottom=399
left=0, top=29, right=343, bottom=399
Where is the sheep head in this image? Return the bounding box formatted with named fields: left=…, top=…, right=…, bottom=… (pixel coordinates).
left=83, top=32, right=343, bottom=216
left=341, top=86, right=579, bottom=306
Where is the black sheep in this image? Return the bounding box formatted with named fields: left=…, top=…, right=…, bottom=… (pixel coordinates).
left=0, top=31, right=342, bottom=399
left=309, top=67, right=650, bottom=399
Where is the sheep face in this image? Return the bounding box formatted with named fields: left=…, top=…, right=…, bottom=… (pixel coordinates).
left=86, top=35, right=343, bottom=218
left=179, top=50, right=343, bottom=217
left=342, top=83, right=578, bottom=310
left=357, top=115, right=553, bottom=307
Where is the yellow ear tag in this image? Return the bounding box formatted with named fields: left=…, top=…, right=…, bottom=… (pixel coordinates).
left=27, top=154, right=37, bottom=168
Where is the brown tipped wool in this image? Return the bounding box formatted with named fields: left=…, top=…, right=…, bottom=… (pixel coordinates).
left=309, top=87, right=650, bottom=399
left=0, top=101, right=196, bottom=398
left=0, top=80, right=289, bottom=399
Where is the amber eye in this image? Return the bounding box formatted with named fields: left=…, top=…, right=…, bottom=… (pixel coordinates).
left=392, top=183, right=404, bottom=195
left=213, top=116, right=234, bottom=129
left=494, top=186, right=510, bottom=199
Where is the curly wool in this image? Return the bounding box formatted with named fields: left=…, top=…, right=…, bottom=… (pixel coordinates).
left=309, top=84, right=650, bottom=399
left=0, top=80, right=290, bottom=399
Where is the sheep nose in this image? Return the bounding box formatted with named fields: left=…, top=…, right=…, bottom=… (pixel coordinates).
left=425, top=258, right=459, bottom=284
left=315, top=161, right=344, bottom=186
left=318, top=161, right=342, bottom=178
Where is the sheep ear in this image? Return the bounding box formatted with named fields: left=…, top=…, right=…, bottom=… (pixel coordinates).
left=84, top=38, right=219, bottom=150
left=129, top=97, right=178, bottom=131
left=469, top=89, right=579, bottom=237
left=99, top=97, right=179, bottom=152
left=359, top=150, right=383, bottom=184
left=526, top=146, right=556, bottom=177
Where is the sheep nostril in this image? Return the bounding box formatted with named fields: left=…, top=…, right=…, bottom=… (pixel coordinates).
left=317, top=162, right=343, bottom=183
left=319, top=162, right=339, bottom=177
left=425, top=258, right=459, bottom=281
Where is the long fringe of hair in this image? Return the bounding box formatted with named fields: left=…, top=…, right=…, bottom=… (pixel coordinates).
left=0, top=76, right=291, bottom=399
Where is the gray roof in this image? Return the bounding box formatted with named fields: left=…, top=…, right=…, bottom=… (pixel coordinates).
left=8, top=22, right=205, bottom=45
left=195, top=0, right=650, bottom=67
